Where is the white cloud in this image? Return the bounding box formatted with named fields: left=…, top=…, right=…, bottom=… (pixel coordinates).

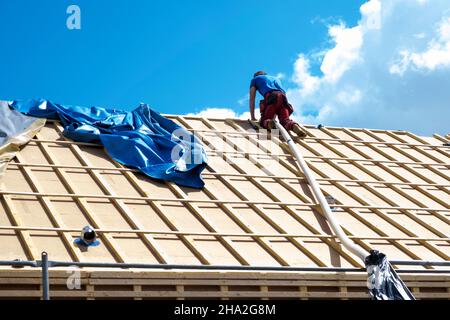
left=360, top=0, right=381, bottom=30
left=390, top=17, right=450, bottom=74
left=320, top=24, right=363, bottom=83
left=292, top=55, right=321, bottom=95
left=287, top=0, right=450, bottom=135
left=186, top=107, right=259, bottom=120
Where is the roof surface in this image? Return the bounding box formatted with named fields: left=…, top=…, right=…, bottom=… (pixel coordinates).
left=1, top=116, right=449, bottom=271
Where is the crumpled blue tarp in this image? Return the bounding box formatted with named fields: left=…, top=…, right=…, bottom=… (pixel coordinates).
left=10, top=99, right=208, bottom=188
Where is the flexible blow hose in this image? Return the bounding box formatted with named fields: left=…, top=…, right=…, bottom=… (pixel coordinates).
left=274, top=119, right=368, bottom=261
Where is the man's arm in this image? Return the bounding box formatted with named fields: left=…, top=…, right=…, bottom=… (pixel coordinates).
left=249, top=86, right=257, bottom=121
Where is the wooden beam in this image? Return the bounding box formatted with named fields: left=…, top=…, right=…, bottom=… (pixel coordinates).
left=7, top=162, right=450, bottom=188
left=28, top=139, right=449, bottom=168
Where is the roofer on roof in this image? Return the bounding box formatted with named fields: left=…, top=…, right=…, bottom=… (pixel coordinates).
left=249, top=71, right=307, bottom=137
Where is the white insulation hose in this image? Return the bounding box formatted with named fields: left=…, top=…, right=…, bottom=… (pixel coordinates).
left=274, top=119, right=368, bottom=261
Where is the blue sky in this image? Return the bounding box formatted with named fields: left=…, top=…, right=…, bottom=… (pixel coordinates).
left=0, top=0, right=365, bottom=115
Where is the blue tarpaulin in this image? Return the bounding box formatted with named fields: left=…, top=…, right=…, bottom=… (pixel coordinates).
left=10, top=99, right=208, bottom=189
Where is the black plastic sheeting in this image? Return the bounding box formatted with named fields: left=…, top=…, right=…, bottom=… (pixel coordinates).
left=365, top=250, right=416, bottom=300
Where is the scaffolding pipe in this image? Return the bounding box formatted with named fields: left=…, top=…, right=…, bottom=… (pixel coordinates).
left=391, top=260, right=450, bottom=267
left=1, top=259, right=449, bottom=269
left=0, top=260, right=37, bottom=267
left=274, top=119, right=369, bottom=261
left=41, top=252, right=50, bottom=301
